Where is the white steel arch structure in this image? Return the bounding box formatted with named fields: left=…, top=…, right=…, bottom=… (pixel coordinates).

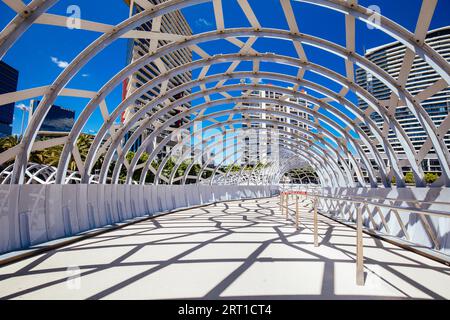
left=0, top=0, right=449, bottom=189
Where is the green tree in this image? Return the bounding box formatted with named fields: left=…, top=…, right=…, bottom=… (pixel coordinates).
left=76, top=134, right=93, bottom=162
left=224, top=164, right=241, bottom=173
left=424, top=172, right=439, bottom=184
left=0, top=135, right=19, bottom=153
left=404, top=172, right=415, bottom=184
left=28, top=133, right=94, bottom=170
left=162, top=157, right=176, bottom=179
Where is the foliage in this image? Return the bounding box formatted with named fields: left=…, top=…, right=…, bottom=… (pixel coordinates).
left=0, top=134, right=94, bottom=171
left=1, top=135, right=444, bottom=186
left=0, top=135, right=20, bottom=153
left=224, top=164, right=241, bottom=172
left=424, top=172, right=439, bottom=184
left=404, top=172, right=415, bottom=184
left=392, top=172, right=440, bottom=185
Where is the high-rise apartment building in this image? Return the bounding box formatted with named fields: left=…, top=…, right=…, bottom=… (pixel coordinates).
left=241, top=88, right=312, bottom=133
left=123, top=0, right=193, bottom=157
left=240, top=87, right=312, bottom=165
left=356, top=26, right=450, bottom=173
left=0, top=61, right=19, bottom=137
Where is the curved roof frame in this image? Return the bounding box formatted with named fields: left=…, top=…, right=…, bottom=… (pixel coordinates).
left=167, top=130, right=269, bottom=185
left=160, top=127, right=339, bottom=186
left=190, top=137, right=319, bottom=185
left=86, top=77, right=356, bottom=184
left=281, top=159, right=319, bottom=185
left=284, top=166, right=321, bottom=185
left=195, top=137, right=327, bottom=186
left=101, top=82, right=395, bottom=187
left=119, top=82, right=392, bottom=183
left=77, top=52, right=418, bottom=185
left=65, top=32, right=436, bottom=186
left=145, top=104, right=362, bottom=185
left=213, top=141, right=328, bottom=186
left=101, top=53, right=411, bottom=185
left=147, top=119, right=340, bottom=186
left=236, top=146, right=323, bottom=186
left=1, top=0, right=448, bottom=187
left=132, top=114, right=354, bottom=187
left=167, top=128, right=308, bottom=186
left=125, top=103, right=356, bottom=184
left=278, top=153, right=325, bottom=186
left=58, top=38, right=442, bottom=186
left=207, top=143, right=329, bottom=186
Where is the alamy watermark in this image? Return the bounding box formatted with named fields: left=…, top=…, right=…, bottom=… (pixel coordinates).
left=66, top=5, right=81, bottom=30
left=66, top=266, right=81, bottom=290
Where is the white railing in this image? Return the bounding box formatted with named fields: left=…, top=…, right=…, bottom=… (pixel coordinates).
left=279, top=189, right=450, bottom=286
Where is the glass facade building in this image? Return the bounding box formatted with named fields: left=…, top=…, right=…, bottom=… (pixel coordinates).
left=0, top=61, right=19, bottom=137
left=122, top=0, right=193, bottom=156
left=30, top=100, right=75, bottom=132
left=356, top=26, right=450, bottom=173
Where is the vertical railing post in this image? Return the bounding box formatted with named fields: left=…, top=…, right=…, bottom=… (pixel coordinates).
left=314, top=196, right=319, bottom=247
left=280, top=192, right=283, bottom=214
left=285, top=192, right=289, bottom=220
left=295, top=194, right=299, bottom=229
left=356, top=203, right=365, bottom=286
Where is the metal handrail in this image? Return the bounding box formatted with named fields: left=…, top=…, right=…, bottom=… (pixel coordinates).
left=308, top=193, right=450, bottom=219
left=314, top=191, right=450, bottom=207
left=279, top=189, right=450, bottom=287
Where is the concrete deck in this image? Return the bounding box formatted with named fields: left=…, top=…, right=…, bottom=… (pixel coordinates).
left=0, top=197, right=449, bottom=300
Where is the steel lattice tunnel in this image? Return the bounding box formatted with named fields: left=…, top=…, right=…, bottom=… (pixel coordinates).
left=0, top=0, right=449, bottom=188
left=0, top=0, right=449, bottom=256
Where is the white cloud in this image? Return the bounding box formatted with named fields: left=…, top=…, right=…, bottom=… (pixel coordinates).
left=16, top=103, right=29, bottom=111
left=51, top=56, right=69, bottom=69
left=81, top=73, right=89, bottom=77
left=196, top=18, right=212, bottom=27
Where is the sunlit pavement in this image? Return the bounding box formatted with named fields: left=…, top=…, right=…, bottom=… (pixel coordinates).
left=0, top=197, right=449, bottom=300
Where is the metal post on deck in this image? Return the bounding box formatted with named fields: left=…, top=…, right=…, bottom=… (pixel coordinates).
left=280, top=192, right=283, bottom=214
left=356, top=203, right=365, bottom=286
left=285, top=192, right=289, bottom=220
left=295, top=194, right=299, bottom=229
left=314, top=196, right=319, bottom=247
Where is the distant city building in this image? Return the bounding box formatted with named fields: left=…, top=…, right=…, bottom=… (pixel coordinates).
left=240, top=87, right=313, bottom=165
left=0, top=61, right=19, bottom=137
left=241, top=88, right=312, bottom=133
left=122, top=0, right=193, bottom=157
left=356, top=26, right=450, bottom=173
left=30, top=100, right=75, bottom=133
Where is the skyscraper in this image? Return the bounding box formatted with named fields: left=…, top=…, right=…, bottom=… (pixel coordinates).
left=122, top=0, right=193, bottom=156
left=356, top=26, right=450, bottom=173
left=240, top=87, right=312, bottom=165
left=241, top=88, right=313, bottom=134
left=0, top=61, right=19, bottom=137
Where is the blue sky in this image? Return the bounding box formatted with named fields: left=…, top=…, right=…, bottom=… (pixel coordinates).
left=0, top=0, right=449, bottom=137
